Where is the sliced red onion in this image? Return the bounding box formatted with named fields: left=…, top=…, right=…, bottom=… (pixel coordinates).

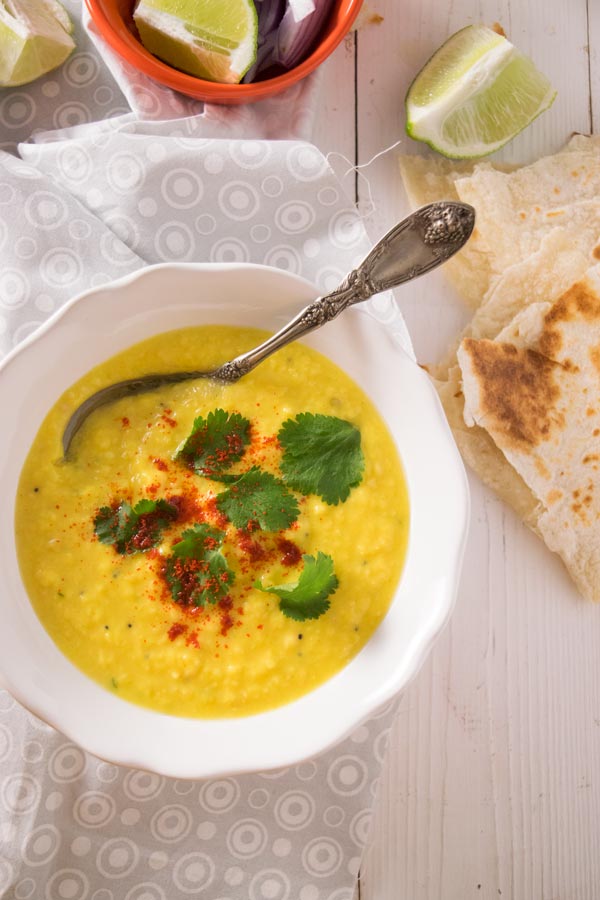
left=276, top=0, right=335, bottom=70
left=242, top=28, right=279, bottom=82
left=255, top=0, right=286, bottom=38
left=287, top=0, right=316, bottom=23
left=243, top=0, right=337, bottom=83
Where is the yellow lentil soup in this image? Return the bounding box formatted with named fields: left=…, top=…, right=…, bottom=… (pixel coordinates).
left=15, top=326, right=409, bottom=717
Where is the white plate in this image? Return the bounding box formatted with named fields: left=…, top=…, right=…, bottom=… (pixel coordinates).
left=0, top=263, right=469, bottom=778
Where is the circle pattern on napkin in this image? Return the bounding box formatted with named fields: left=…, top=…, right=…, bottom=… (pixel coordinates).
left=0, top=698, right=398, bottom=898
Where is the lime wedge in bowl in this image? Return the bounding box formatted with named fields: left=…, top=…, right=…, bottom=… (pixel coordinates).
left=0, top=0, right=75, bottom=87
left=133, top=0, right=258, bottom=85
left=405, top=25, right=557, bottom=159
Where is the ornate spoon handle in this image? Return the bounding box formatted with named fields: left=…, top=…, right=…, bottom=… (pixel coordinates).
left=215, top=201, right=474, bottom=381
left=63, top=201, right=474, bottom=456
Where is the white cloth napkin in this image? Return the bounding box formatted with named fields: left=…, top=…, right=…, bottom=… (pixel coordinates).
left=0, top=1, right=321, bottom=156
left=0, top=4, right=414, bottom=898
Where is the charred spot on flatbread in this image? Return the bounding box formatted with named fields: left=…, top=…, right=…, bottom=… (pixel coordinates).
left=544, top=278, right=600, bottom=325
left=461, top=338, right=564, bottom=449
left=458, top=264, right=600, bottom=601
left=531, top=281, right=600, bottom=362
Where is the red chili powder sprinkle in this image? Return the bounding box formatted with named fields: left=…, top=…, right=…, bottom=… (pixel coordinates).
left=152, top=457, right=168, bottom=471
left=162, top=411, right=177, bottom=428
left=237, top=530, right=268, bottom=563
left=128, top=509, right=172, bottom=551
left=167, top=493, right=204, bottom=524
left=205, top=495, right=229, bottom=529
left=163, top=553, right=220, bottom=606
left=186, top=631, right=200, bottom=649
left=121, top=417, right=130, bottom=428
left=218, top=596, right=235, bottom=635
left=277, top=537, right=302, bottom=567
left=186, top=429, right=246, bottom=475
left=168, top=623, right=187, bottom=641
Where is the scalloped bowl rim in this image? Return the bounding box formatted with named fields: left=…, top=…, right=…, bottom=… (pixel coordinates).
left=0, top=263, right=469, bottom=778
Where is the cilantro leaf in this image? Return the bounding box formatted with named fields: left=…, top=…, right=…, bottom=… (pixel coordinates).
left=94, top=503, right=131, bottom=547
left=94, top=498, right=178, bottom=554
left=169, top=523, right=224, bottom=559
left=175, top=409, right=250, bottom=475
left=255, top=552, right=338, bottom=621
left=278, top=413, right=364, bottom=505
left=216, top=466, right=299, bottom=532
left=164, top=524, right=234, bottom=607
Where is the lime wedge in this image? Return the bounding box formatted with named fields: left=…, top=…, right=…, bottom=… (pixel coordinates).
left=0, top=0, right=75, bottom=87
left=133, top=0, right=258, bottom=85
left=405, top=25, right=557, bottom=159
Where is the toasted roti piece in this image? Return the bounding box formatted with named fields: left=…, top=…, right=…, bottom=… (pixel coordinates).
left=434, top=368, right=540, bottom=529
left=458, top=266, right=600, bottom=601
left=565, top=134, right=600, bottom=153
left=399, top=144, right=600, bottom=312
left=455, top=157, right=600, bottom=271
left=434, top=228, right=591, bottom=378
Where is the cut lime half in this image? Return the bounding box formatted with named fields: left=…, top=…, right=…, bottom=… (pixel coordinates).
left=133, top=0, right=258, bottom=85
left=0, top=0, right=75, bottom=87
left=405, top=25, right=557, bottom=159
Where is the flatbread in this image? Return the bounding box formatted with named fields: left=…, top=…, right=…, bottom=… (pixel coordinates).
left=401, top=136, right=600, bottom=600
left=433, top=227, right=592, bottom=378
left=565, top=134, right=600, bottom=153
left=454, top=150, right=600, bottom=271
left=434, top=368, right=540, bottom=528
left=399, top=140, right=600, bottom=312
left=458, top=266, right=600, bottom=601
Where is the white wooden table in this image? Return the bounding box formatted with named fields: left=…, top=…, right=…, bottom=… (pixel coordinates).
left=313, top=2, right=600, bottom=897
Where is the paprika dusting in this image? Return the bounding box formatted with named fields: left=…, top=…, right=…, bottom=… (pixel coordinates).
left=218, top=596, right=235, bottom=635
left=277, top=537, right=302, bottom=567
left=129, top=508, right=172, bottom=551
left=237, top=530, right=269, bottom=563
left=168, top=622, right=187, bottom=641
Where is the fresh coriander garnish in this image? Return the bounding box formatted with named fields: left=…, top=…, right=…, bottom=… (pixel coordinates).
left=164, top=523, right=234, bottom=607
left=255, top=551, right=338, bottom=621
left=216, top=466, right=299, bottom=532
left=175, top=409, right=250, bottom=475
left=278, top=413, right=364, bottom=505
left=94, top=498, right=178, bottom=554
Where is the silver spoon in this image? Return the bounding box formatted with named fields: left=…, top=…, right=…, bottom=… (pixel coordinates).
left=63, top=200, right=474, bottom=456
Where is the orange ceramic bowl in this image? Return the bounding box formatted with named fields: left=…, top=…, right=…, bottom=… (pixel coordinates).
left=85, top=0, right=363, bottom=104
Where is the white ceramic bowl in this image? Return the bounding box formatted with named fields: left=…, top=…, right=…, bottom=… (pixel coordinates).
left=0, top=263, right=469, bottom=779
